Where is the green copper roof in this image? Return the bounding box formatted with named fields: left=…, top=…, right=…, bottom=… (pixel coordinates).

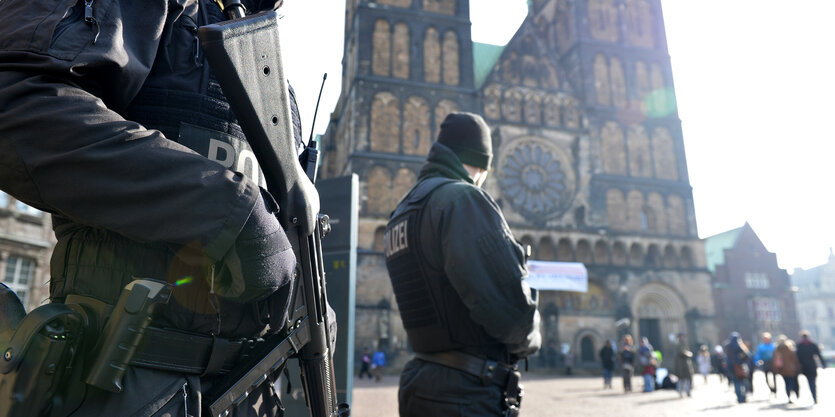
left=473, top=42, right=506, bottom=89
left=704, top=226, right=743, bottom=272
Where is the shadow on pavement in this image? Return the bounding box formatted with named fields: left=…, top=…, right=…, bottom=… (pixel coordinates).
left=758, top=403, right=815, bottom=412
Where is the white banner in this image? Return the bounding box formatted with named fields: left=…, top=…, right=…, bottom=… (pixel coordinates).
left=525, top=261, right=588, bottom=292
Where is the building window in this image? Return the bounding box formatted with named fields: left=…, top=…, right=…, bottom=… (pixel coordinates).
left=744, top=272, right=770, bottom=289
left=4, top=255, right=36, bottom=306
left=751, top=297, right=781, bottom=323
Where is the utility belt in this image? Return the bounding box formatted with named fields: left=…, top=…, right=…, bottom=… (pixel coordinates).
left=415, top=350, right=523, bottom=417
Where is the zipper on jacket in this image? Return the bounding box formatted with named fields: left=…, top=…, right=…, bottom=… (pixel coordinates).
left=84, top=0, right=100, bottom=44
left=182, top=381, right=189, bottom=416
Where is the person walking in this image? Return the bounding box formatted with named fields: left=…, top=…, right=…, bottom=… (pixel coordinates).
left=384, top=112, right=541, bottom=417
left=619, top=335, right=636, bottom=393
left=725, top=332, right=750, bottom=403
left=638, top=337, right=656, bottom=392
left=372, top=349, right=387, bottom=382
left=674, top=334, right=694, bottom=397
left=600, top=340, right=616, bottom=389
left=359, top=348, right=373, bottom=380
left=754, top=332, right=777, bottom=396
left=712, top=345, right=727, bottom=384
left=696, top=345, right=711, bottom=384
left=796, top=330, right=827, bottom=405
left=774, top=335, right=801, bottom=404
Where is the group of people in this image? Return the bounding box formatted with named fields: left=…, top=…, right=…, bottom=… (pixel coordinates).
left=605, top=334, right=693, bottom=397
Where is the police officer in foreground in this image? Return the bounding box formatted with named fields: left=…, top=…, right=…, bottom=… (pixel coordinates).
left=0, top=1, right=298, bottom=415
left=385, top=112, right=541, bottom=416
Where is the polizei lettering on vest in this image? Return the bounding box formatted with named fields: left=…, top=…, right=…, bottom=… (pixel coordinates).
left=384, top=219, right=408, bottom=258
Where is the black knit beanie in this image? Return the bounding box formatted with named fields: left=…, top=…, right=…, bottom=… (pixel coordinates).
left=437, top=112, right=493, bottom=170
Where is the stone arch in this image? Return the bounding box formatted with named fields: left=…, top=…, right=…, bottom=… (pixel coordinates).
left=503, top=89, right=523, bottom=122
left=601, top=121, right=627, bottom=175
left=373, top=226, right=386, bottom=251
left=663, top=244, right=678, bottom=268
left=588, top=0, right=619, bottom=42
left=372, top=19, right=391, bottom=77
left=626, top=190, right=644, bottom=231
left=556, top=238, right=573, bottom=262
left=524, top=92, right=543, bottom=125
left=610, top=56, right=627, bottom=108
left=423, top=0, right=454, bottom=15
left=544, top=95, right=561, bottom=127
left=605, top=188, right=627, bottom=230
left=423, top=27, right=441, bottom=83
left=577, top=331, right=600, bottom=363
left=612, top=241, right=627, bottom=266
left=370, top=92, right=400, bottom=153
left=647, top=192, right=667, bottom=234
left=483, top=84, right=502, bottom=120
left=576, top=239, right=592, bottom=265
left=652, top=127, right=678, bottom=180
left=393, top=168, right=417, bottom=207
left=442, top=30, right=460, bottom=86
left=538, top=237, right=556, bottom=261
left=667, top=195, right=686, bottom=236
left=593, top=240, right=610, bottom=264
left=646, top=244, right=662, bottom=268
left=627, top=125, right=652, bottom=177
left=594, top=54, right=611, bottom=106
left=366, top=165, right=395, bottom=214
left=625, top=0, right=655, bottom=49
left=433, top=99, right=459, bottom=138
left=629, top=243, right=644, bottom=267
left=631, top=282, right=688, bottom=350
left=680, top=245, right=694, bottom=268
left=392, top=22, right=410, bottom=79
left=402, top=96, right=431, bottom=155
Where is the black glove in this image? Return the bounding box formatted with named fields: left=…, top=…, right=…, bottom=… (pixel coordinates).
left=215, top=189, right=296, bottom=302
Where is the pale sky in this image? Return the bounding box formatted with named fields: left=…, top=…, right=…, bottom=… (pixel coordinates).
left=278, top=1, right=835, bottom=273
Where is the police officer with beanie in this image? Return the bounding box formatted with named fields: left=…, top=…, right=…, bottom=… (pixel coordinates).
left=385, top=112, right=541, bottom=416
left=0, top=1, right=302, bottom=415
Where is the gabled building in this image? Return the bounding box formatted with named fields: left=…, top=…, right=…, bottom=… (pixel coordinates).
left=705, top=222, right=800, bottom=344
left=793, top=250, right=835, bottom=349
left=321, top=0, right=718, bottom=366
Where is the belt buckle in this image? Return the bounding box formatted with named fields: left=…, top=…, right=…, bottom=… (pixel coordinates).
left=480, top=358, right=498, bottom=386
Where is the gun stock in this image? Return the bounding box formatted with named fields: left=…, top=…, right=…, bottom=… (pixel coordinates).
left=198, top=10, right=343, bottom=417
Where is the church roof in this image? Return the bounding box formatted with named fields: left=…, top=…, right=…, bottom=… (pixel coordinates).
left=473, top=42, right=507, bottom=89
left=704, top=226, right=743, bottom=272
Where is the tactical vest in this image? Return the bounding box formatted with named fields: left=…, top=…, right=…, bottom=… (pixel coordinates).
left=385, top=177, right=503, bottom=355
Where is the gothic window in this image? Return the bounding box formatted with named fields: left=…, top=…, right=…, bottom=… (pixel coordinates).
left=503, top=89, right=523, bottom=122
left=442, top=30, right=460, bottom=86
left=610, top=57, right=627, bottom=108
left=544, top=95, right=561, bottom=127
left=563, top=98, right=580, bottom=129
left=557, top=238, right=574, bottom=261
left=625, top=0, right=654, bottom=49
left=635, top=61, right=651, bottom=105
left=423, top=0, right=455, bottom=15
left=627, top=125, right=652, bottom=177
left=370, top=92, right=400, bottom=153
left=403, top=96, right=431, bottom=155
left=627, top=190, right=644, bottom=231
left=652, top=127, right=678, bottom=180
left=646, top=244, right=662, bottom=267
left=594, top=54, right=611, bottom=106
left=612, top=241, right=627, bottom=266
left=434, top=99, right=459, bottom=137
left=502, top=52, right=521, bottom=84
left=423, top=27, right=441, bottom=83
left=378, top=0, right=412, bottom=7
left=650, top=63, right=668, bottom=116
left=647, top=192, right=667, bottom=234
left=629, top=243, right=644, bottom=267
left=606, top=188, right=627, bottom=230
left=601, top=121, right=627, bottom=175
left=539, top=237, right=556, bottom=261
left=667, top=195, right=686, bottom=236
left=393, top=168, right=417, bottom=204
left=576, top=240, right=592, bottom=265
left=372, top=20, right=391, bottom=76
left=589, top=0, right=619, bottom=42
left=366, top=166, right=395, bottom=214
left=680, top=245, right=694, bottom=268
left=484, top=85, right=502, bottom=120
left=393, top=23, right=410, bottom=79
left=540, top=58, right=559, bottom=89
left=593, top=240, right=610, bottom=264
left=524, top=93, right=543, bottom=125
left=663, top=245, right=678, bottom=268
left=522, top=54, right=539, bottom=87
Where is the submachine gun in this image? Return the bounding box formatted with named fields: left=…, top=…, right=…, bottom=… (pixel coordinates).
left=198, top=1, right=348, bottom=416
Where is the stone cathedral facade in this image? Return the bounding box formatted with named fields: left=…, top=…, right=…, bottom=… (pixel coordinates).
left=321, top=0, right=718, bottom=367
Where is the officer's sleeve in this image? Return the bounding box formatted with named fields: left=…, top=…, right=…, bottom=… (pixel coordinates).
left=435, top=185, right=541, bottom=357
left=0, top=1, right=256, bottom=261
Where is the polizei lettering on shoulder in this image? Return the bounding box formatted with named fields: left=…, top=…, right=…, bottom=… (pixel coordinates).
left=384, top=219, right=409, bottom=258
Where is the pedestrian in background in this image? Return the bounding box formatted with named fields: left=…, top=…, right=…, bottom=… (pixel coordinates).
left=372, top=349, right=386, bottom=382
left=696, top=345, right=711, bottom=384
left=359, top=347, right=373, bottom=379
left=712, top=345, right=727, bottom=384
left=600, top=340, right=616, bottom=389
left=725, top=332, right=750, bottom=403
left=674, top=333, right=694, bottom=397
left=754, top=332, right=777, bottom=396
left=774, top=335, right=801, bottom=404
left=620, top=335, right=636, bottom=393
left=796, top=330, right=826, bottom=405
left=638, top=337, right=656, bottom=392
